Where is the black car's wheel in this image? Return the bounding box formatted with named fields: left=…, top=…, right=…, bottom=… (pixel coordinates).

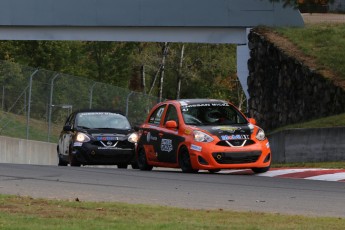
left=178, top=147, right=198, bottom=173
left=58, top=155, right=68, bottom=166
left=69, top=153, right=81, bottom=167
left=57, top=147, right=68, bottom=166
left=137, top=147, right=153, bottom=171
left=131, top=162, right=139, bottom=169
left=117, top=164, right=128, bottom=169
left=251, top=166, right=270, bottom=174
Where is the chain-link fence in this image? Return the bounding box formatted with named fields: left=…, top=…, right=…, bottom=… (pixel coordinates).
left=0, top=60, right=161, bottom=143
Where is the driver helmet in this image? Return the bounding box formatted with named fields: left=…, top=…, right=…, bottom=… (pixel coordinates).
left=204, top=109, right=222, bottom=123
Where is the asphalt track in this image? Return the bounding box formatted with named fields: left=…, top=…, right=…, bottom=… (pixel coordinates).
left=1, top=163, right=345, bottom=218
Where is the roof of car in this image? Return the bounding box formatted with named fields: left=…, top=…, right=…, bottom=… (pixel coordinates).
left=73, top=109, right=124, bottom=115
left=175, top=99, right=229, bottom=106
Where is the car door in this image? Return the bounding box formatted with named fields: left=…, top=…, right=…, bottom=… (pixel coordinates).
left=140, top=105, right=166, bottom=162
left=58, top=113, right=75, bottom=158
left=156, top=104, right=185, bottom=163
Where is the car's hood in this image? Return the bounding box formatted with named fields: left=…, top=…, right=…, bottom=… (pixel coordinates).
left=198, top=124, right=252, bottom=140
left=79, top=128, right=133, bottom=136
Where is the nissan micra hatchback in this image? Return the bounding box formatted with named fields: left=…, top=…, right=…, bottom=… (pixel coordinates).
left=136, top=99, right=271, bottom=173
left=57, top=110, right=138, bottom=168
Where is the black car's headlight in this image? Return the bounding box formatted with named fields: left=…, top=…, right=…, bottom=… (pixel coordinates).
left=128, top=132, right=139, bottom=143
left=193, top=131, right=214, bottom=143
left=75, top=132, right=91, bottom=142
left=256, top=128, right=266, bottom=141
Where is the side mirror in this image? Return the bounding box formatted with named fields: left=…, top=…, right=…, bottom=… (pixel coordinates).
left=248, top=118, right=257, bottom=125
left=63, top=125, right=73, bottom=132
left=165, top=120, right=178, bottom=129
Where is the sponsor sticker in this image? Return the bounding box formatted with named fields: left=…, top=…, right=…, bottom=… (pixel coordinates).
left=190, top=144, right=202, bottom=152
left=73, top=142, right=83, bottom=147
left=161, top=139, right=173, bottom=152
left=212, top=126, right=241, bottom=133
left=96, top=136, right=118, bottom=141
left=184, top=129, right=192, bottom=135
left=221, top=135, right=249, bottom=140
left=266, top=142, right=270, bottom=149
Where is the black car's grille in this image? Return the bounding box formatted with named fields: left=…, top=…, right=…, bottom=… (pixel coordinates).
left=212, top=151, right=261, bottom=164
left=216, top=139, right=255, bottom=147
left=92, top=140, right=133, bottom=149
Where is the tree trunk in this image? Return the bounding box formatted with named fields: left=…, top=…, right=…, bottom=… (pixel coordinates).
left=176, top=44, right=185, bottom=99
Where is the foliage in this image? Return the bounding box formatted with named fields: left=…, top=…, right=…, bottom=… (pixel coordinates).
left=0, top=41, right=243, bottom=108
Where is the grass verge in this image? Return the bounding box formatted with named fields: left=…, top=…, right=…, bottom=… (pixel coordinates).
left=0, top=195, right=345, bottom=230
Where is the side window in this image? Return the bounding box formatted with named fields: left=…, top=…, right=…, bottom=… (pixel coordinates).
left=148, top=105, right=166, bottom=125
left=164, top=105, right=179, bottom=125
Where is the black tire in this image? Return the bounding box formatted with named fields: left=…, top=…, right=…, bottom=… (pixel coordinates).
left=208, top=169, right=221, bottom=173
left=131, top=162, right=139, bottom=169
left=58, top=156, right=68, bottom=166
left=57, top=147, right=68, bottom=166
left=69, top=153, right=81, bottom=167
left=178, top=147, right=198, bottom=173
left=137, top=148, right=153, bottom=171
left=251, top=166, right=270, bottom=174
left=117, top=164, right=128, bottom=169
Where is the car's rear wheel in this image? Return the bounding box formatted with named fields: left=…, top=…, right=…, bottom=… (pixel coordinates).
left=178, top=147, right=198, bottom=173
left=117, top=164, right=128, bottom=169
left=137, top=147, right=153, bottom=171
left=251, top=166, right=270, bottom=174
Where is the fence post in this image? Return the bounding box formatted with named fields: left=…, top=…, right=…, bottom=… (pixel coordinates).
left=89, top=82, right=97, bottom=109
left=126, top=91, right=134, bottom=117
left=48, top=73, right=60, bottom=142
left=26, top=69, right=39, bottom=140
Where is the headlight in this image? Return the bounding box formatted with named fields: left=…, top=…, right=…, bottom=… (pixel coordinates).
left=128, top=132, right=139, bottom=143
left=76, top=132, right=90, bottom=142
left=193, top=131, right=214, bottom=143
left=256, top=128, right=266, bottom=141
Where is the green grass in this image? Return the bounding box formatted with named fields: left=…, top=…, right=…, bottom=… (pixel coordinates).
left=269, top=112, right=345, bottom=134
left=0, top=111, right=60, bottom=143
left=0, top=195, right=345, bottom=230
left=275, top=23, right=345, bottom=80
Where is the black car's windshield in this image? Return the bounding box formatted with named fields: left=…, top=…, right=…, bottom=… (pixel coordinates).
left=181, top=103, right=247, bottom=126
left=76, top=112, right=131, bottom=129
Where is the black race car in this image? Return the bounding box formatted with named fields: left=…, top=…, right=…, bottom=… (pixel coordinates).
left=57, top=109, right=138, bottom=168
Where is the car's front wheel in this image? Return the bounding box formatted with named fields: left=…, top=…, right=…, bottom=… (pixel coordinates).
left=137, top=147, right=153, bottom=171
left=178, top=147, right=198, bottom=173
left=57, top=147, right=68, bottom=166
left=117, top=164, right=128, bottom=169
left=251, top=166, right=270, bottom=174
left=69, top=153, right=81, bottom=167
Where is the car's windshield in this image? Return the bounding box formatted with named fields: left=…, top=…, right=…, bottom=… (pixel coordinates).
left=181, top=103, right=247, bottom=126
left=76, top=112, right=131, bottom=129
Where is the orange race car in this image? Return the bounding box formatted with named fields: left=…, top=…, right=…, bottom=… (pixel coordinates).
left=136, top=99, right=271, bottom=173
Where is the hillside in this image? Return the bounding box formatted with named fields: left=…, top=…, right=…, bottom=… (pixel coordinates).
left=259, top=13, right=345, bottom=131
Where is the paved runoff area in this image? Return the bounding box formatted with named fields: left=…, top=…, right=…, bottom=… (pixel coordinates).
left=222, top=168, right=345, bottom=182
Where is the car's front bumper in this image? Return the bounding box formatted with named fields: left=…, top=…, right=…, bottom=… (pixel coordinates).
left=72, top=143, right=135, bottom=165
left=188, top=140, right=271, bottom=170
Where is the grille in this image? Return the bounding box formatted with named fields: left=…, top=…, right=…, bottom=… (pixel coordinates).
left=212, top=151, right=261, bottom=164
left=216, top=139, right=255, bottom=147
left=92, top=140, right=133, bottom=149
